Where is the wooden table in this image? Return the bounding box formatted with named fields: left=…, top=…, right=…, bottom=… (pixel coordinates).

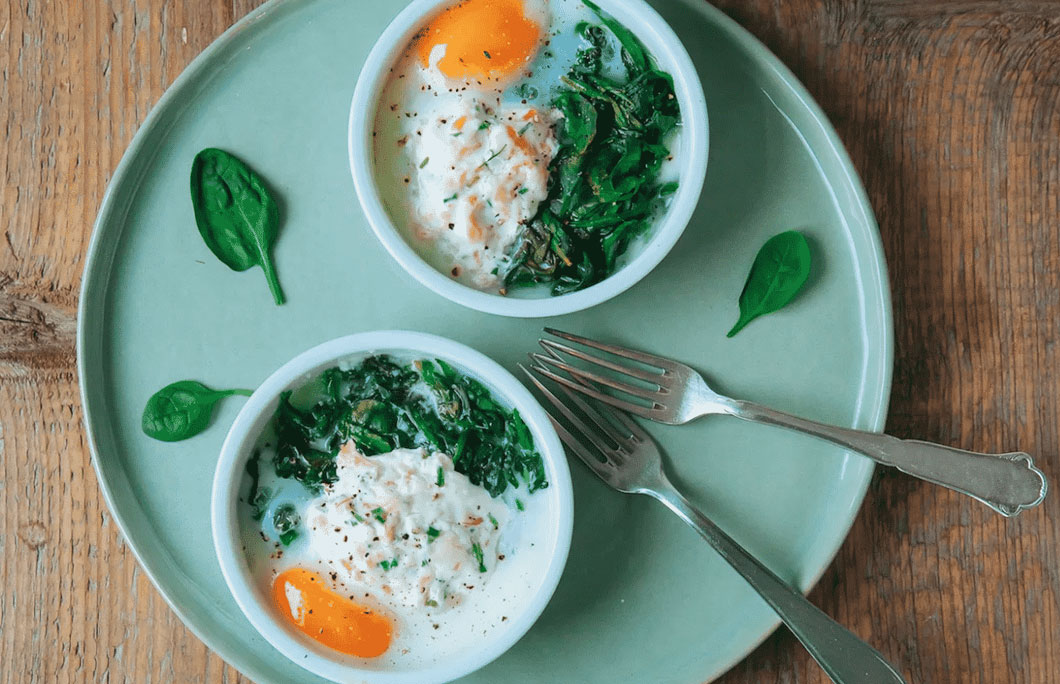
left=2, top=1, right=1057, bottom=682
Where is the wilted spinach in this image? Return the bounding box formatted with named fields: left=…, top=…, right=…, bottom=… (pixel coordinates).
left=500, top=1, right=680, bottom=295
left=272, top=503, right=300, bottom=546
left=142, top=380, right=253, bottom=442
left=727, top=230, right=812, bottom=337
left=190, top=148, right=286, bottom=305
left=271, top=355, right=547, bottom=498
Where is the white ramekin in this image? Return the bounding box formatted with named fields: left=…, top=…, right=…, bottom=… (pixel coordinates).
left=349, top=0, right=709, bottom=318
left=211, top=331, right=574, bottom=684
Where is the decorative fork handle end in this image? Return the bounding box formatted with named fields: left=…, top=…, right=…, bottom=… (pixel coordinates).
left=997, top=453, right=1048, bottom=516
left=728, top=401, right=1049, bottom=516
left=893, top=443, right=1048, bottom=517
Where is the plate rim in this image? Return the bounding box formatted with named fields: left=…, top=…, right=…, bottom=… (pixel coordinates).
left=76, top=0, right=895, bottom=682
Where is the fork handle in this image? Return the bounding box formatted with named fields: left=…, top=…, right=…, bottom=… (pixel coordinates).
left=651, top=481, right=907, bottom=684
left=727, top=400, right=1048, bottom=516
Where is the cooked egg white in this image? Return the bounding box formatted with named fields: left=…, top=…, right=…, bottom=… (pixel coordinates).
left=374, top=0, right=567, bottom=290
left=404, top=103, right=557, bottom=287
left=248, top=437, right=545, bottom=671
left=304, top=445, right=509, bottom=610
left=373, top=0, right=682, bottom=293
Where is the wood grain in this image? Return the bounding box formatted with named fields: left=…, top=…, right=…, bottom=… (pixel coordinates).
left=1, top=0, right=1058, bottom=682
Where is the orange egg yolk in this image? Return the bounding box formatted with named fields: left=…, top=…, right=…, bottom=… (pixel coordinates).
left=272, top=568, right=392, bottom=658
left=417, top=0, right=542, bottom=82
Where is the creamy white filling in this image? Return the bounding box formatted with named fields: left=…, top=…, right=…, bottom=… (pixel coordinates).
left=403, top=102, right=558, bottom=287
left=304, top=444, right=508, bottom=611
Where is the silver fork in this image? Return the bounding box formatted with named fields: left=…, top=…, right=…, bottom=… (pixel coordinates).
left=529, top=328, right=1048, bottom=517
left=521, top=364, right=908, bottom=684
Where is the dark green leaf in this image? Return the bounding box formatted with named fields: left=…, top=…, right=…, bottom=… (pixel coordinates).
left=141, top=380, right=252, bottom=442
left=501, top=8, right=679, bottom=296
left=727, top=231, right=812, bottom=337
left=583, top=0, right=649, bottom=73
left=190, top=148, right=286, bottom=305
left=471, top=542, right=487, bottom=573
left=273, top=503, right=300, bottom=546
left=268, top=355, right=547, bottom=498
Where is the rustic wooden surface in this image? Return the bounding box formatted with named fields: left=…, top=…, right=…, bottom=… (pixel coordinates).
left=2, top=0, right=1058, bottom=682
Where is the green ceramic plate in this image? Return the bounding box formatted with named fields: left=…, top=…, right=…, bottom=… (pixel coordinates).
left=78, top=1, right=892, bottom=682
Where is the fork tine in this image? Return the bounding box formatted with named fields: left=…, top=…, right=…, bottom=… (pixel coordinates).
left=517, top=364, right=622, bottom=459
left=539, top=407, right=617, bottom=481
left=539, top=338, right=664, bottom=384
left=537, top=344, right=650, bottom=444
left=549, top=377, right=635, bottom=448
left=610, top=407, right=651, bottom=442
left=544, top=328, right=678, bottom=371
left=528, top=362, right=661, bottom=421
left=530, top=352, right=664, bottom=402
left=518, top=365, right=619, bottom=484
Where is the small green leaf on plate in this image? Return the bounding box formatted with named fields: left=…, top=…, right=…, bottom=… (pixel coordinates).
left=190, top=148, right=286, bottom=305
left=728, top=230, right=812, bottom=337
left=141, top=380, right=253, bottom=442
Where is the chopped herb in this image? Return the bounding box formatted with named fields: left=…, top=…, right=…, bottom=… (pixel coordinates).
left=517, top=187, right=529, bottom=195
left=353, top=512, right=365, bottom=523
left=471, top=542, right=487, bottom=573
left=421, top=559, right=429, bottom=566
left=436, top=467, right=445, bottom=486
left=452, top=131, right=462, bottom=137
left=516, top=498, right=525, bottom=511
left=443, top=193, right=458, bottom=203
left=427, top=526, right=441, bottom=541
left=517, top=122, right=533, bottom=136
left=478, top=120, right=491, bottom=130
left=480, top=144, right=508, bottom=168
left=372, top=507, right=387, bottom=524
left=483, top=50, right=492, bottom=59
left=379, top=558, right=399, bottom=571
left=419, top=157, right=429, bottom=168
left=426, top=599, right=439, bottom=607
left=488, top=513, right=499, bottom=529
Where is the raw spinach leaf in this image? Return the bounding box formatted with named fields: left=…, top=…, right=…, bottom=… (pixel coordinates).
left=141, top=380, right=253, bottom=442
left=727, top=230, right=812, bottom=337
left=190, top=148, right=286, bottom=305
